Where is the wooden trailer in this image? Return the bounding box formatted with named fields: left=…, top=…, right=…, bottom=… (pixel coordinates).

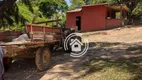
left=1, top=21, right=73, bottom=71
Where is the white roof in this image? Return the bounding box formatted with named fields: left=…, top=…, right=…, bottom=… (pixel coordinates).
left=67, top=8, right=82, bottom=13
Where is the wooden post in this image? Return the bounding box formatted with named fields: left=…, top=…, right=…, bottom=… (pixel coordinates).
left=30, top=25, right=33, bottom=41
left=120, top=4, right=124, bottom=26
left=43, top=26, right=46, bottom=41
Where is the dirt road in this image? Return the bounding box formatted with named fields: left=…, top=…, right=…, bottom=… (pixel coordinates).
left=5, top=26, right=142, bottom=80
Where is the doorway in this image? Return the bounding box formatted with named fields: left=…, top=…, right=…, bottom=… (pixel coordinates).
left=76, top=16, right=81, bottom=31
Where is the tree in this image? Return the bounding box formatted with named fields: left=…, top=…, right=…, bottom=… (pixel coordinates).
left=109, top=0, right=142, bottom=24
left=69, top=0, right=113, bottom=9
left=38, top=0, right=68, bottom=26
left=69, top=0, right=85, bottom=10
left=0, top=0, right=66, bottom=27
left=0, top=0, right=34, bottom=27
left=39, top=0, right=68, bottom=18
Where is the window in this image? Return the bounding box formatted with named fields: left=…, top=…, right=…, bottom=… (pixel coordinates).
left=116, top=12, right=121, bottom=19
left=107, top=10, right=120, bottom=19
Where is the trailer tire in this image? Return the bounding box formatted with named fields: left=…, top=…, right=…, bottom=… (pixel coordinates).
left=35, top=47, right=51, bottom=71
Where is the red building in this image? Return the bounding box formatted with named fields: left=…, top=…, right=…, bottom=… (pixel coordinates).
left=66, top=3, right=129, bottom=32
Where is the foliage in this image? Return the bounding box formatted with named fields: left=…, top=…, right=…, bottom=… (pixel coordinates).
left=132, top=1, right=142, bottom=15
left=18, top=2, right=47, bottom=23
left=89, top=0, right=113, bottom=4
left=17, top=2, right=33, bottom=23
left=0, top=0, right=68, bottom=24
left=0, top=0, right=35, bottom=27
left=0, top=0, right=142, bottom=27
left=69, top=0, right=85, bottom=10
left=0, top=0, right=69, bottom=31
left=39, top=0, right=68, bottom=18
left=69, top=0, right=119, bottom=10
left=0, top=1, right=48, bottom=31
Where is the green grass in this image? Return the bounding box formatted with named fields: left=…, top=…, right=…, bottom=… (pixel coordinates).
left=77, top=58, right=142, bottom=80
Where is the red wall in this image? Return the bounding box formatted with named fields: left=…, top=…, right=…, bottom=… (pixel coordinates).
left=81, top=5, right=107, bottom=31
left=66, top=5, right=124, bottom=32
left=106, top=19, right=122, bottom=29
left=66, top=11, right=81, bottom=29
left=66, top=5, right=107, bottom=32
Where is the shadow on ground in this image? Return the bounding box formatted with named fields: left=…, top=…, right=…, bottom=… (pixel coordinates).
left=5, top=42, right=142, bottom=80
left=75, top=42, right=142, bottom=80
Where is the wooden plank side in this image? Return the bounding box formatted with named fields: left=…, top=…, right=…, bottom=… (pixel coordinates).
left=26, top=24, right=63, bottom=41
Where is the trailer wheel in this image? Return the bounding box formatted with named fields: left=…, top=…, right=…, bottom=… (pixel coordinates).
left=35, top=47, right=51, bottom=71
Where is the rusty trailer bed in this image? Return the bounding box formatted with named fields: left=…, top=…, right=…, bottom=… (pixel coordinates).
left=1, top=40, right=60, bottom=58
left=1, top=22, right=65, bottom=71
left=0, top=40, right=59, bottom=46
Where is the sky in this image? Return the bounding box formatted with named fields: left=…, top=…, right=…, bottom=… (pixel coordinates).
left=65, top=0, right=71, bottom=6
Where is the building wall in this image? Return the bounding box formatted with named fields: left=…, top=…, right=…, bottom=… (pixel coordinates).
left=105, top=7, right=123, bottom=29
left=106, top=19, right=121, bottom=29
left=66, top=11, right=81, bottom=29
left=66, top=5, right=125, bottom=32
left=81, top=5, right=107, bottom=31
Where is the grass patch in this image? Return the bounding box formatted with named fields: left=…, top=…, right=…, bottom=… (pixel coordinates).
left=77, top=58, right=142, bottom=80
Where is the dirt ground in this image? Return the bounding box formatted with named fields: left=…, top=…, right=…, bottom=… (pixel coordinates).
left=5, top=26, right=142, bottom=80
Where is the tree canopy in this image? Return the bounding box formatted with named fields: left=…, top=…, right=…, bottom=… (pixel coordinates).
left=39, top=0, right=68, bottom=18
left=0, top=0, right=68, bottom=30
